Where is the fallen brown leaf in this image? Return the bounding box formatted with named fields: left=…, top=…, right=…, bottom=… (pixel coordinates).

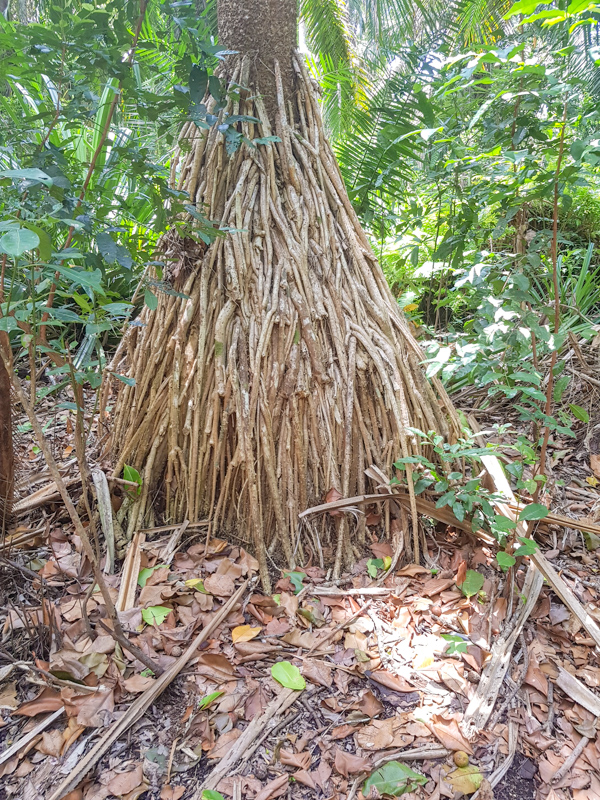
left=122, top=674, right=156, bottom=693
left=301, top=659, right=333, bottom=688
left=366, top=669, right=414, bottom=693
left=355, top=718, right=395, bottom=749
left=61, top=686, right=114, bottom=728
left=204, top=574, right=235, bottom=597
left=279, top=748, right=311, bottom=769
left=36, top=729, right=64, bottom=757
left=429, top=715, right=473, bottom=754
left=354, top=690, right=383, bottom=718
left=160, top=785, right=186, bottom=800
left=207, top=728, right=242, bottom=759
left=293, top=769, right=316, bottom=789
left=254, top=773, right=289, bottom=800
left=105, top=764, right=144, bottom=797
left=334, top=748, right=370, bottom=777
left=14, top=687, right=63, bottom=716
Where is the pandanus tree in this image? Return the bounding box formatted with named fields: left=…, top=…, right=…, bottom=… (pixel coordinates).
left=109, top=0, right=461, bottom=589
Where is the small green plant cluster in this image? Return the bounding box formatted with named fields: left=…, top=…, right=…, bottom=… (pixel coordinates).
left=393, top=428, right=547, bottom=570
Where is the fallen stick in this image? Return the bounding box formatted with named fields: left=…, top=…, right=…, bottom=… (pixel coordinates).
left=555, top=667, right=600, bottom=717
left=47, top=580, right=248, bottom=800
left=195, top=685, right=300, bottom=794
left=461, top=562, right=543, bottom=738
left=0, top=707, right=64, bottom=766
left=12, top=476, right=81, bottom=514
left=310, top=586, right=397, bottom=597
left=552, top=735, right=591, bottom=784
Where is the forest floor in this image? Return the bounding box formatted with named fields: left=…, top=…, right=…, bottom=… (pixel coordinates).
left=1, top=383, right=600, bottom=800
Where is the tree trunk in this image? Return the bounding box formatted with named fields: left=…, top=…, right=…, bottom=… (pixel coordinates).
left=218, top=0, right=297, bottom=110
left=0, top=332, right=13, bottom=533
left=108, top=0, right=461, bottom=589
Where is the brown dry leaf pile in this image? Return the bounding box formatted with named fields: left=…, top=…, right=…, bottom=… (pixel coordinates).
left=2, top=514, right=600, bottom=800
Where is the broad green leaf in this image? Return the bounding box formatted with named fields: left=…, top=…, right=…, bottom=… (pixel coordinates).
left=0, top=168, right=53, bottom=185
left=518, top=504, right=548, bottom=522
left=271, top=661, right=306, bottom=690
left=283, top=570, right=306, bottom=594
left=367, top=558, right=384, bottom=578
left=198, top=690, right=224, bottom=710
left=123, top=464, right=142, bottom=495
left=491, top=516, right=517, bottom=532
left=141, top=606, right=171, bottom=626
left=201, top=792, right=225, bottom=800
left=496, top=551, right=516, bottom=570
left=458, top=570, right=485, bottom=598
left=570, top=140, right=585, bottom=161
left=513, top=537, right=539, bottom=556
left=137, top=565, right=167, bottom=587
left=22, top=223, right=52, bottom=260
left=569, top=404, right=589, bottom=423
left=111, top=372, right=136, bottom=387
left=441, top=634, right=468, bottom=654
left=144, top=289, right=158, bottom=310
left=0, top=228, right=39, bottom=256
left=96, top=232, right=118, bottom=263
left=363, top=761, right=427, bottom=797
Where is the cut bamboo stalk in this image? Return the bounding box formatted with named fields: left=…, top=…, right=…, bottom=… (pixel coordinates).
left=0, top=707, right=64, bottom=766
left=115, top=531, right=145, bottom=613
left=48, top=580, right=248, bottom=800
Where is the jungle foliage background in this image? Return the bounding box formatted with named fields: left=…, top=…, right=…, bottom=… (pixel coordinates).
left=1, top=0, right=600, bottom=444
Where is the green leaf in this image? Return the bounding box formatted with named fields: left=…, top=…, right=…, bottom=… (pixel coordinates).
left=367, top=558, right=384, bottom=578
left=441, top=634, right=468, bottom=654
left=571, top=140, right=586, bottom=161
left=458, top=570, right=485, bottom=598
left=123, top=464, right=142, bottom=495
left=491, top=516, right=517, bottom=532
left=0, top=228, right=40, bottom=256
left=284, top=571, right=306, bottom=594
left=22, top=223, right=52, bottom=261
left=198, top=690, right=224, bottom=710
left=144, top=289, right=158, bottom=310
left=137, top=565, right=167, bottom=587
left=513, top=537, right=539, bottom=556
left=271, top=661, right=306, bottom=690
left=518, top=504, right=549, bottom=521
left=363, top=761, right=427, bottom=797
left=569, top=404, right=589, bottom=423
left=201, top=792, right=226, bottom=800
left=496, top=551, right=516, bottom=570
left=141, top=606, right=171, bottom=626
left=96, top=232, right=118, bottom=263
left=0, top=168, right=53, bottom=185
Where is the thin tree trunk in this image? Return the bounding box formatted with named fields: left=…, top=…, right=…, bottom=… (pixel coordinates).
left=0, top=332, right=13, bottom=533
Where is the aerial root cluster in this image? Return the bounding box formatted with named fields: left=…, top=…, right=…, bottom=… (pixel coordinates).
left=106, top=53, right=460, bottom=588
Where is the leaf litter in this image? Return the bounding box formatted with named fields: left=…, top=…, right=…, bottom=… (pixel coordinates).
left=3, top=411, right=600, bottom=800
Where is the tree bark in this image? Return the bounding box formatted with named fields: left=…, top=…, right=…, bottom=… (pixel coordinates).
left=0, top=332, right=13, bottom=532
left=218, top=0, right=297, bottom=108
